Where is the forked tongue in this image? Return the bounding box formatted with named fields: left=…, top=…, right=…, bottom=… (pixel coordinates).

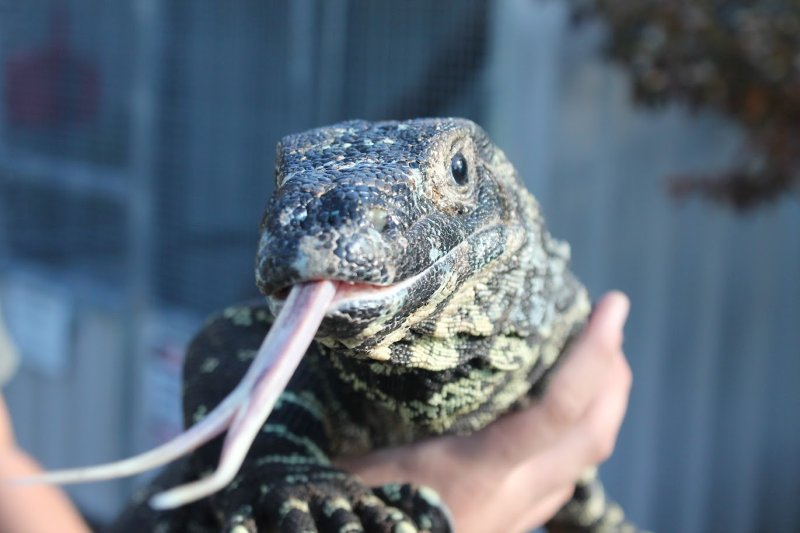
left=11, top=280, right=338, bottom=510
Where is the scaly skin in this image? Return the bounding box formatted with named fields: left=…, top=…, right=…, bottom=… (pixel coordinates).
left=110, top=118, right=642, bottom=533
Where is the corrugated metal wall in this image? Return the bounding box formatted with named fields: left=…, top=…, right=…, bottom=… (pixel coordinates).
left=0, top=1, right=798, bottom=531
left=490, top=3, right=800, bottom=533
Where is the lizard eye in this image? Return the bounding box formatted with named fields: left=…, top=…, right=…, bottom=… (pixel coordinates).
left=450, top=152, right=468, bottom=186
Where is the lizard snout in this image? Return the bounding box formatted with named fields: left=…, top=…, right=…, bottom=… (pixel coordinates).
left=255, top=185, right=410, bottom=297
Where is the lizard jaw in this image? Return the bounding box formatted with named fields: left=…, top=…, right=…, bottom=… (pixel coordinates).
left=265, top=222, right=512, bottom=363
left=267, top=273, right=421, bottom=315
left=265, top=260, right=439, bottom=351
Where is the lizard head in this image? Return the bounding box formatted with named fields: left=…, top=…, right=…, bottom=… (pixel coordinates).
left=257, top=118, right=564, bottom=369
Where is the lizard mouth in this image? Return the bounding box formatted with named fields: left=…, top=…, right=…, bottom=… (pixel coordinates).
left=264, top=253, right=445, bottom=346
left=265, top=222, right=509, bottom=349
left=267, top=276, right=417, bottom=313
left=270, top=280, right=396, bottom=305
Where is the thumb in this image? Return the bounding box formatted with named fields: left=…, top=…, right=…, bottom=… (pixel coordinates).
left=469, top=291, right=630, bottom=472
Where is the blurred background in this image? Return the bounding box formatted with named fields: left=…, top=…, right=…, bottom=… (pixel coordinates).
left=0, top=1, right=798, bottom=531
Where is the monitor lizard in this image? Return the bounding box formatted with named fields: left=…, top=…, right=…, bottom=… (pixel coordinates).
left=33, top=118, right=644, bottom=533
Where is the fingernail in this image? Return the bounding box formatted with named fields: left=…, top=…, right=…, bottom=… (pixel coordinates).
left=607, top=291, right=630, bottom=329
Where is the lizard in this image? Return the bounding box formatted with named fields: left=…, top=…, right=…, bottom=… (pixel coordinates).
left=26, top=118, right=642, bottom=533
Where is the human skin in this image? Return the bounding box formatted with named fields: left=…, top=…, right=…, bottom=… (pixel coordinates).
left=0, top=291, right=631, bottom=533
left=0, top=392, right=91, bottom=533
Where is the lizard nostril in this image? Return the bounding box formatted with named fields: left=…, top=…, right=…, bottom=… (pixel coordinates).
left=367, top=207, right=390, bottom=233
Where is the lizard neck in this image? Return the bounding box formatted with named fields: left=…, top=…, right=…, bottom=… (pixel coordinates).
left=316, top=227, right=591, bottom=451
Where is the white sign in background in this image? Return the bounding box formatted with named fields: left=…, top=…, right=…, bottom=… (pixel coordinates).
left=1, top=274, right=73, bottom=379
left=0, top=304, right=20, bottom=385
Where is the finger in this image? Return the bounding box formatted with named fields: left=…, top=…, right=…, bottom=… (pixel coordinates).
left=540, top=291, right=630, bottom=433
left=505, top=350, right=632, bottom=502
left=508, top=484, right=574, bottom=533
left=471, top=291, right=630, bottom=471
left=572, top=349, right=632, bottom=465
left=335, top=436, right=475, bottom=507
left=334, top=445, right=425, bottom=487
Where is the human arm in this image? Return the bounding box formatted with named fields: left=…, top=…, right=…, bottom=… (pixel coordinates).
left=0, top=391, right=91, bottom=533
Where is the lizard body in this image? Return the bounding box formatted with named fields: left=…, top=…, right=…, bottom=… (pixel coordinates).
left=110, top=118, right=642, bottom=533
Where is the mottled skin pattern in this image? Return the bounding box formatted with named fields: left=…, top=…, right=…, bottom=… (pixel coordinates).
left=110, top=119, right=641, bottom=533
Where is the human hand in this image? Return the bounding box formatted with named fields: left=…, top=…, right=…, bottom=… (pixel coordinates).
left=335, top=291, right=633, bottom=533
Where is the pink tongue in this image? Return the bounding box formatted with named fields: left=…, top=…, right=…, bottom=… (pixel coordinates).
left=151, top=280, right=337, bottom=508
left=11, top=281, right=338, bottom=510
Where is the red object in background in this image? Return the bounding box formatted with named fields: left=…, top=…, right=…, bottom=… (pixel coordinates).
left=5, top=4, right=100, bottom=128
